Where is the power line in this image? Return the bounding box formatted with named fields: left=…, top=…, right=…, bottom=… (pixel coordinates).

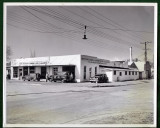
left=78, top=7, right=142, bottom=48
left=61, top=6, right=142, bottom=47
left=21, top=6, right=81, bottom=32
left=8, top=6, right=143, bottom=51
left=7, top=23, right=81, bottom=34
left=91, top=26, right=154, bottom=33
left=8, top=18, right=124, bottom=52
left=8, top=14, right=123, bottom=50
left=87, top=6, right=149, bottom=41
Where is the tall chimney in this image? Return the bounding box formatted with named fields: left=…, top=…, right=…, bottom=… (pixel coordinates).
left=130, top=47, right=132, bottom=63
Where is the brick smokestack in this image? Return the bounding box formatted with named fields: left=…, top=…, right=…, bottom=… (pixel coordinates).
left=130, top=47, right=132, bottom=63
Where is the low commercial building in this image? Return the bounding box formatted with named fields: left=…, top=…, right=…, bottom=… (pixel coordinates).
left=129, top=61, right=151, bottom=79
left=99, top=66, right=139, bottom=82
left=10, top=54, right=140, bottom=82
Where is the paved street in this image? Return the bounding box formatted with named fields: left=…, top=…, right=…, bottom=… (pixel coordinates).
left=6, top=79, right=154, bottom=124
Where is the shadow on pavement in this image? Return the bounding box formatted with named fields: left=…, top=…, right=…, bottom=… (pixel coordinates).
left=7, top=90, right=103, bottom=97
left=92, top=84, right=137, bottom=88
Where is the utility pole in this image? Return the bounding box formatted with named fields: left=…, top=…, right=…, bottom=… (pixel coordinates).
left=140, top=41, right=151, bottom=62
left=140, top=41, right=152, bottom=79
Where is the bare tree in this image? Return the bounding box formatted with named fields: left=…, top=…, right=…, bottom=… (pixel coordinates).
left=6, top=45, right=12, bottom=62
left=30, top=49, right=36, bottom=58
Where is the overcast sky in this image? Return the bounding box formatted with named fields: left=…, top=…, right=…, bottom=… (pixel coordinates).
left=6, top=5, right=154, bottom=61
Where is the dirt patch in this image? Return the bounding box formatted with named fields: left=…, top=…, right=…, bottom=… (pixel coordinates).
left=84, top=112, right=153, bottom=124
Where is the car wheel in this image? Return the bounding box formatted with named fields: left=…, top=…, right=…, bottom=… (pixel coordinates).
left=62, top=80, right=65, bottom=83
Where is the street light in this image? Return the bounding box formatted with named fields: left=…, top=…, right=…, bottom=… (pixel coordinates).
left=83, top=25, right=87, bottom=39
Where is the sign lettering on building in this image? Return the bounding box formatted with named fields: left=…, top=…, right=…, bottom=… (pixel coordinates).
left=19, top=61, right=48, bottom=66
left=88, top=60, right=108, bottom=64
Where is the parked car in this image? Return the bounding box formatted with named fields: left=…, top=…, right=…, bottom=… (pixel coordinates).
left=90, top=74, right=108, bottom=83
left=49, top=72, right=74, bottom=83
left=22, top=73, right=41, bottom=81
left=6, top=74, right=11, bottom=80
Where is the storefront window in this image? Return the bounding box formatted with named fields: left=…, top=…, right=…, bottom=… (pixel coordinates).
left=89, top=68, right=92, bottom=78
left=13, top=67, right=18, bottom=78
left=30, top=67, right=35, bottom=73
left=135, top=72, right=137, bottom=75
left=23, top=67, right=28, bottom=76
left=53, top=67, right=58, bottom=75
left=84, top=66, right=86, bottom=79
left=95, top=67, right=97, bottom=75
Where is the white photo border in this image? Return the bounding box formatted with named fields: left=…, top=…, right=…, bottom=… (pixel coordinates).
left=3, top=2, right=157, bottom=127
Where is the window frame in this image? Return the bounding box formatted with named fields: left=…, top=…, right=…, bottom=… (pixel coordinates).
left=29, top=66, right=35, bottom=73
left=53, top=67, right=58, bottom=75
left=84, top=66, right=86, bottom=79
left=89, top=67, right=92, bottom=78
left=13, top=67, right=18, bottom=78
left=95, top=67, right=97, bottom=75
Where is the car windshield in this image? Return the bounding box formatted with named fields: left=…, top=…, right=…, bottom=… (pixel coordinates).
left=57, top=72, right=68, bottom=75
left=95, top=74, right=102, bottom=77
left=95, top=74, right=106, bottom=77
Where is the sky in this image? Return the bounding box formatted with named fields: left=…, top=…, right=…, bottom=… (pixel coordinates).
left=6, top=5, right=155, bottom=61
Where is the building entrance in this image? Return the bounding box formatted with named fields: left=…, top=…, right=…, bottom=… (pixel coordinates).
left=41, top=67, right=46, bottom=79
left=19, top=69, right=22, bottom=80
left=139, top=72, right=142, bottom=79
left=62, top=66, right=75, bottom=79
left=23, top=67, right=28, bottom=76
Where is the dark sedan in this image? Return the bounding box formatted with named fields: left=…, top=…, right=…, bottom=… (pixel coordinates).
left=22, top=73, right=41, bottom=81
left=90, top=74, right=108, bottom=83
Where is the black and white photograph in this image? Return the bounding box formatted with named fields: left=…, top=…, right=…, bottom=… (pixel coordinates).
left=3, top=3, right=157, bottom=127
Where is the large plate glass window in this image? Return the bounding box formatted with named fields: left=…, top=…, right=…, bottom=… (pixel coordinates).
left=23, top=67, right=28, bottom=76
left=30, top=67, right=35, bottom=73
left=89, top=67, right=92, bottom=78
left=13, top=67, right=18, bottom=78
left=95, top=67, right=97, bottom=75
left=53, top=67, right=58, bottom=75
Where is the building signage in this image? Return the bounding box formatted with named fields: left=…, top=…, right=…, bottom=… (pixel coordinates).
left=11, top=60, right=49, bottom=66
left=88, top=60, right=108, bottom=64
left=19, top=61, right=48, bottom=66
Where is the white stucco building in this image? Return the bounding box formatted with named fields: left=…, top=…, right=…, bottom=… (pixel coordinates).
left=10, top=54, right=140, bottom=82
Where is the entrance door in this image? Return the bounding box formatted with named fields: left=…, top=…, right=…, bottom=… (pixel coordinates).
left=19, top=69, right=22, bottom=80
left=146, top=71, right=149, bottom=79
left=41, top=67, right=46, bottom=79
left=23, top=67, right=28, bottom=76
left=139, top=72, right=142, bottom=79
left=62, top=66, right=75, bottom=79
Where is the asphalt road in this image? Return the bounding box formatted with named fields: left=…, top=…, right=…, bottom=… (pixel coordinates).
left=6, top=79, right=154, bottom=124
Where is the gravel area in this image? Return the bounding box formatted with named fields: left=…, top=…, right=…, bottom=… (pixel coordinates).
left=84, top=112, right=153, bottom=124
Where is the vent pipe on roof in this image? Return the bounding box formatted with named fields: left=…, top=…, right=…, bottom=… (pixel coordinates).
left=130, top=47, right=132, bottom=63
